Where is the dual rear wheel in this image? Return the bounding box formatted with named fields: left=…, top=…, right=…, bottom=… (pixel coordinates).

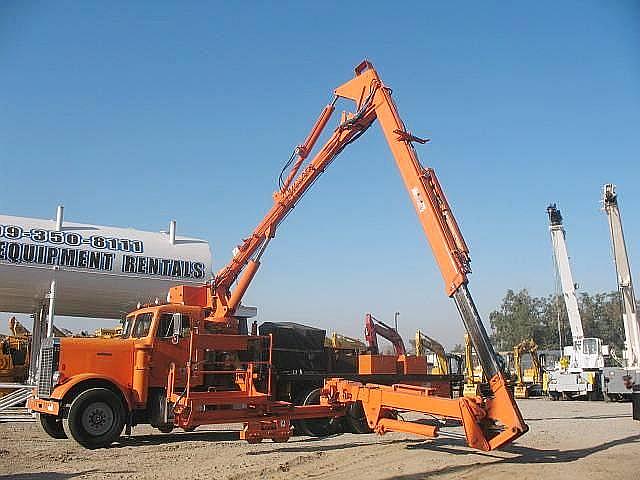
left=293, top=387, right=373, bottom=436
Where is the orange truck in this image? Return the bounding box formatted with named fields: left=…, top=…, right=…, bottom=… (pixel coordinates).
left=28, top=61, right=527, bottom=451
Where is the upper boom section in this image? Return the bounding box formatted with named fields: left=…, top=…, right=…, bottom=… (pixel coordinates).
left=335, top=62, right=471, bottom=296
left=209, top=61, right=472, bottom=320
left=547, top=204, right=584, bottom=342
left=603, top=184, right=640, bottom=368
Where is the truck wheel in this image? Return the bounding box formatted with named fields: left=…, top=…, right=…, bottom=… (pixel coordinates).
left=37, top=413, right=67, bottom=439
left=157, top=425, right=174, bottom=434
left=64, top=388, right=125, bottom=449
left=296, top=388, right=335, bottom=437
left=346, top=402, right=373, bottom=434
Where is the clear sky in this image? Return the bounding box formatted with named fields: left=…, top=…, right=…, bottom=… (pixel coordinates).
left=1, top=2, right=639, bottom=347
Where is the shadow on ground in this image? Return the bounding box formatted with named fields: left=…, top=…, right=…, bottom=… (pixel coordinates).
left=385, top=433, right=640, bottom=479
left=526, top=413, right=632, bottom=422
left=0, top=471, right=99, bottom=480
left=113, top=429, right=239, bottom=447
left=246, top=437, right=424, bottom=455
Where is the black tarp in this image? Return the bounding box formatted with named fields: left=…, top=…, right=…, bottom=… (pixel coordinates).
left=259, top=322, right=327, bottom=372
left=259, top=322, right=326, bottom=351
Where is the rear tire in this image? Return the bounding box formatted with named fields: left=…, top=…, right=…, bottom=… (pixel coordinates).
left=64, top=388, right=125, bottom=449
left=37, top=413, right=67, bottom=439
left=346, top=402, right=373, bottom=434
left=295, top=388, right=335, bottom=437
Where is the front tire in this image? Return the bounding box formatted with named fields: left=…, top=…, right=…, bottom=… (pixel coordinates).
left=64, top=388, right=125, bottom=449
left=37, top=413, right=67, bottom=439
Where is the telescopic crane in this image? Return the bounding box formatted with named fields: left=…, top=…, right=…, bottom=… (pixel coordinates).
left=602, top=184, right=640, bottom=399
left=29, top=61, right=527, bottom=451
left=547, top=204, right=604, bottom=399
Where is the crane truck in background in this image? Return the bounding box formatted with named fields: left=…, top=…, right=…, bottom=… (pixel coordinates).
left=547, top=204, right=606, bottom=400
left=28, top=60, right=527, bottom=451
left=601, top=184, right=640, bottom=400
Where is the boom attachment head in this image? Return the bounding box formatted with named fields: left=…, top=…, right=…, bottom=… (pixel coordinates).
left=322, top=372, right=527, bottom=451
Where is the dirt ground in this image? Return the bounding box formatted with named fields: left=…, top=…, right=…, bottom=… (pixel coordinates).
left=1, top=399, right=638, bottom=480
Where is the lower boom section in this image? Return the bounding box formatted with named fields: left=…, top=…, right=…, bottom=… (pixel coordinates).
left=165, top=375, right=526, bottom=450
left=321, top=374, right=528, bottom=451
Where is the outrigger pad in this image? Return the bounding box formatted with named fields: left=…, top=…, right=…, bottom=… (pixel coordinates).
left=241, top=418, right=291, bottom=444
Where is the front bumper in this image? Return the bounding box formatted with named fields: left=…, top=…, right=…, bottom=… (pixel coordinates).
left=28, top=397, right=60, bottom=416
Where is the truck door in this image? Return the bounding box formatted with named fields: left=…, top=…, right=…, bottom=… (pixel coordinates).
left=150, top=312, right=192, bottom=389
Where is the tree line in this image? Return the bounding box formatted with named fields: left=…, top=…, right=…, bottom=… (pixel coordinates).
left=488, top=289, right=624, bottom=352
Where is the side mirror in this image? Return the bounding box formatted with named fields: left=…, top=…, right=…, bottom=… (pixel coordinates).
left=172, top=313, right=182, bottom=344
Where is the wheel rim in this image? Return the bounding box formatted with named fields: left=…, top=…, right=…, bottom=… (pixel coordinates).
left=81, top=401, right=114, bottom=436
left=299, top=388, right=331, bottom=436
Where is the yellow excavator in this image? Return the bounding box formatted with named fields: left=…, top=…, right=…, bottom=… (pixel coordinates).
left=513, top=339, right=543, bottom=398
left=415, top=330, right=454, bottom=375
left=0, top=318, right=31, bottom=390
left=463, top=333, right=483, bottom=396
left=325, top=332, right=366, bottom=350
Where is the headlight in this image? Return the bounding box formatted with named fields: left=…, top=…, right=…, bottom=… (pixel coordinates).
left=52, top=371, right=61, bottom=384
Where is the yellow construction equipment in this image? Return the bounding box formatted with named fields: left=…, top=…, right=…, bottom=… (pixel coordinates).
left=94, top=326, right=124, bottom=339
left=1, top=317, right=31, bottom=391
left=325, top=332, right=366, bottom=350
left=513, top=339, right=543, bottom=398
left=415, top=330, right=449, bottom=375
left=463, top=333, right=483, bottom=397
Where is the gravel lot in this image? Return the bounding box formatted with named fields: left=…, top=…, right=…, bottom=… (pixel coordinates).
left=1, top=399, right=638, bottom=480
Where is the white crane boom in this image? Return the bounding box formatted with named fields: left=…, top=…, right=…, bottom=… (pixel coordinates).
left=603, top=184, right=640, bottom=368
left=547, top=205, right=584, bottom=342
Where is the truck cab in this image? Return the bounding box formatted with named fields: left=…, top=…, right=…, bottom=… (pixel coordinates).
left=29, top=303, right=210, bottom=448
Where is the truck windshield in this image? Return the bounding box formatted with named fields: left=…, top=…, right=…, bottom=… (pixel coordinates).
left=132, top=313, right=154, bottom=338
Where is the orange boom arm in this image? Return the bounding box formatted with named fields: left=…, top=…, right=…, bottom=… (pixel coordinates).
left=173, top=61, right=526, bottom=450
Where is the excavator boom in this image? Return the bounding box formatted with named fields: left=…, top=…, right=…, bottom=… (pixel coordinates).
left=416, top=330, right=449, bottom=374
left=365, top=313, right=406, bottom=356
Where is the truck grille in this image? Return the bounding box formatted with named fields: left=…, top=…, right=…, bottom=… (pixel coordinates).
left=37, top=338, right=60, bottom=398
